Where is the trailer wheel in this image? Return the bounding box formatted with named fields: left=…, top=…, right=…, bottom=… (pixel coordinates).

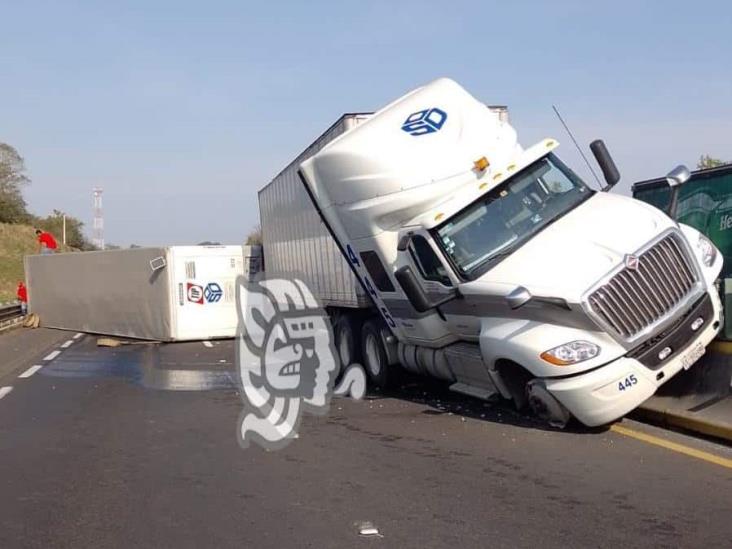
left=333, top=314, right=359, bottom=370
left=361, top=320, right=390, bottom=388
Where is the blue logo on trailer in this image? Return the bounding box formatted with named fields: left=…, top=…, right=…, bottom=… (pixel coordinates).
left=204, top=282, right=223, bottom=303
left=401, top=108, right=447, bottom=136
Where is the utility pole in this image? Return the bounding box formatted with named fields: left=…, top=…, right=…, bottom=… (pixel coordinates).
left=93, top=187, right=104, bottom=250
left=62, top=214, right=66, bottom=245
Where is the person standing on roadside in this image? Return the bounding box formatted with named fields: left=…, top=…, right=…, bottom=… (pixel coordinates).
left=16, top=282, right=28, bottom=315
left=35, top=229, right=58, bottom=254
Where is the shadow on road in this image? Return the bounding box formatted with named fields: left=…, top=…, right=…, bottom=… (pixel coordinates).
left=361, top=370, right=610, bottom=435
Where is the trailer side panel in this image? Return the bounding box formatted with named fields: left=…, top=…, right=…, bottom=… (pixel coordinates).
left=25, top=247, right=173, bottom=340
left=258, top=114, right=371, bottom=308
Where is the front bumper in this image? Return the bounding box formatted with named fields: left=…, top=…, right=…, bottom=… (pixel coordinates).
left=544, top=288, right=722, bottom=427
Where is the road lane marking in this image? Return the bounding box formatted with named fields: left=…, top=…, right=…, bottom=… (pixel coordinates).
left=73, top=333, right=83, bottom=340
left=19, top=365, right=43, bottom=378
left=202, top=341, right=213, bottom=348
left=0, top=387, right=13, bottom=399
left=61, top=340, right=74, bottom=348
left=611, top=424, right=732, bottom=470
left=43, top=350, right=61, bottom=361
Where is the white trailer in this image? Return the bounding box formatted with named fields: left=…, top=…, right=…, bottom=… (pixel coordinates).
left=25, top=245, right=259, bottom=341
left=259, top=114, right=375, bottom=366
left=263, top=78, right=723, bottom=427
left=259, top=114, right=371, bottom=309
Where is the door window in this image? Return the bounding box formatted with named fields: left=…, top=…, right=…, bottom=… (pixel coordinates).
left=360, top=250, right=395, bottom=292
left=409, top=235, right=453, bottom=287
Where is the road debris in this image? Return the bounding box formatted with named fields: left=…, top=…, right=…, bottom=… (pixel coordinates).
left=357, top=521, right=382, bottom=537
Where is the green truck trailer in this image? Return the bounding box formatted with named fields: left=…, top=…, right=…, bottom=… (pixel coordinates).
left=633, top=164, right=732, bottom=338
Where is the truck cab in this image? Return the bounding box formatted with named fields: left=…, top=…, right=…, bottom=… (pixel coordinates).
left=299, top=78, right=723, bottom=427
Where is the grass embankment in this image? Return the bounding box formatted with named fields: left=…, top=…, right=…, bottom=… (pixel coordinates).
left=0, top=223, right=73, bottom=302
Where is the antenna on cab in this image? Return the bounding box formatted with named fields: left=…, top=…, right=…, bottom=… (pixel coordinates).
left=552, top=105, right=603, bottom=189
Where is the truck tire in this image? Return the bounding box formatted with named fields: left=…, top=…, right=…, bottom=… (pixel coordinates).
left=333, top=314, right=359, bottom=370
left=361, top=320, right=390, bottom=388
left=526, top=381, right=571, bottom=429
left=495, top=360, right=532, bottom=411
left=497, top=360, right=571, bottom=428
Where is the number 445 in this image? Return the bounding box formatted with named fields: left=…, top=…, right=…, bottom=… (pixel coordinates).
left=618, top=374, right=638, bottom=392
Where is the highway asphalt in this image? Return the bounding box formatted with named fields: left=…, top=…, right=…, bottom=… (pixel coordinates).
left=0, top=327, right=731, bottom=548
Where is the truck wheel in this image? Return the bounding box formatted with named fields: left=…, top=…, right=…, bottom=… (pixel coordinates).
left=526, top=380, right=571, bottom=428
left=361, top=320, right=390, bottom=388
left=495, top=360, right=532, bottom=411
left=333, top=314, right=359, bottom=369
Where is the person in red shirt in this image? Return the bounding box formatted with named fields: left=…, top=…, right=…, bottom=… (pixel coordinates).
left=36, top=229, right=58, bottom=254
left=16, top=282, right=28, bottom=315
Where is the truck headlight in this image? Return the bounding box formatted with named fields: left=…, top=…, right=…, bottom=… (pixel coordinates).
left=540, top=341, right=600, bottom=366
left=697, top=234, right=717, bottom=267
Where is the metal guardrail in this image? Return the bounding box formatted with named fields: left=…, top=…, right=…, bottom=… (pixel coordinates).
left=0, top=303, right=23, bottom=323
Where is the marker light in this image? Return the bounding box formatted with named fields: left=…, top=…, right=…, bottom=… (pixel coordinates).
left=691, top=317, right=704, bottom=331
left=658, top=347, right=673, bottom=361
left=474, top=157, right=490, bottom=171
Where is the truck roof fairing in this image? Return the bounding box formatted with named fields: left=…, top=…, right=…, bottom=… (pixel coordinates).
left=300, top=78, right=522, bottom=240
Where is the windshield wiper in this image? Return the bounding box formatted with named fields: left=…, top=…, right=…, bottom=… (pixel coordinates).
left=467, top=248, right=515, bottom=273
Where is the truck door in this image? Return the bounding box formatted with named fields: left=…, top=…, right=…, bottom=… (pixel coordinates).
left=395, top=230, right=458, bottom=346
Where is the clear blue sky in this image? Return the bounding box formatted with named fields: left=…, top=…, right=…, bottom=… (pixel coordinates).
left=1, top=0, right=730, bottom=246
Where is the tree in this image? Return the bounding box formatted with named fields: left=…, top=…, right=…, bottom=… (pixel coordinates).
left=697, top=154, right=727, bottom=170
left=0, top=143, right=31, bottom=223
left=245, top=224, right=262, bottom=246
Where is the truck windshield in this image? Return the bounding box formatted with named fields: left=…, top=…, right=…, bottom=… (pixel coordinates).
left=435, top=153, right=592, bottom=279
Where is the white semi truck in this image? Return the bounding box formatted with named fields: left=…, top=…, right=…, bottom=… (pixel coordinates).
left=259, top=78, right=723, bottom=427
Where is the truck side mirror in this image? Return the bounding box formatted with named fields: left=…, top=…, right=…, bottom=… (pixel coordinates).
left=505, top=286, right=571, bottom=311
left=666, top=165, right=691, bottom=187
left=590, top=140, right=620, bottom=191
left=395, top=266, right=435, bottom=313
left=395, top=265, right=460, bottom=313
left=505, top=286, right=532, bottom=309
left=666, top=164, right=691, bottom=220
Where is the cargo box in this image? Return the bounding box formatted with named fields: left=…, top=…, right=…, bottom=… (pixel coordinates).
left=258, top=113, right=372, bottom=309
left=25, top=245, right=260, bottom=341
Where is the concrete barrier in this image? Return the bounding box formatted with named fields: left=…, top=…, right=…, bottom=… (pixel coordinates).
left=635, top=345, right=732, bottom=442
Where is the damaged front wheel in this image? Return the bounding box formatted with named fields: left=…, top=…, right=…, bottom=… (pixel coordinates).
left=526, top=380, right=571, bottom=428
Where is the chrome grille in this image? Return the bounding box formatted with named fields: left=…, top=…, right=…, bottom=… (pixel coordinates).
left=588, top=234, right=698, bottom=339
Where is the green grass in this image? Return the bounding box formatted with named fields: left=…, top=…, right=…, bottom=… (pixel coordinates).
left=0, top=222, right=73, bottom=303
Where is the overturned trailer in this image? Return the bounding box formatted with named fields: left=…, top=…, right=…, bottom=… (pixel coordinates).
left=25, top=245, right=261, bottom=341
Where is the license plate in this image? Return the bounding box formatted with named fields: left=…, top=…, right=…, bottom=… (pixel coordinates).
left=681, top=342, right=705, bottom=371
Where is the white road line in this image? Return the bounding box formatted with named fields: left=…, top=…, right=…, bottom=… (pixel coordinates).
left=19, top=365, right=43, bottom=378
left=61, top=340, right=74, bottom=348
left=0, top=386, right=13, bottom=399
left=73, top=333, right=83, bottom=340
left=202, top=341, right=213, bottom=348
left=43, top=350, right=61, bottom=361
